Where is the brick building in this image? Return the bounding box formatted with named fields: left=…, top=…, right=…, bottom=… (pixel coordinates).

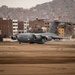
left=0, top=17, right=75, bottom=38
left=0, top=18, right=12, bottom=37
left=0, top=18, right=2, bottom=35
left=29, top=18, right=50, bottom=33
left=18, top=21, right=24, bottom=33
left=0, top=18, right=29, bottom=37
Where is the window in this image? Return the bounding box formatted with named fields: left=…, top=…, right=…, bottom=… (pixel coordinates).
left=13, top=23, right=18, bottom=25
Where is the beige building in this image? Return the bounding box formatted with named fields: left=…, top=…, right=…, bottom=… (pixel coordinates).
left=58, top=27, right=64, bottom=36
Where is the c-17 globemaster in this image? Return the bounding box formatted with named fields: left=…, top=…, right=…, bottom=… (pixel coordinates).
left=12, top=20, right=63, bottom=44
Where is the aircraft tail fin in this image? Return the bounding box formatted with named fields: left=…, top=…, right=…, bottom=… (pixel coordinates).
left=49, top=20, right=60, bottom=34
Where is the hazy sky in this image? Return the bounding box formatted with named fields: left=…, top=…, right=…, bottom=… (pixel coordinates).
left=0, top=0, right=53, bottom=8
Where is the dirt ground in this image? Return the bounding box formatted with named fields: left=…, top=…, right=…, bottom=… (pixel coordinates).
left=0, top=41, right=75, bottom=50
left=0, top=41, right=75, bottom=75
left=0, top=64, right=75, bottom=75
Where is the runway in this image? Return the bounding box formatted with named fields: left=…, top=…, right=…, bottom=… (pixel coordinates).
left=0, top=64, right=75, bottom=75
left=0, top=41, right=75, bottom=51
left=0, top=41, right=75, bottom=75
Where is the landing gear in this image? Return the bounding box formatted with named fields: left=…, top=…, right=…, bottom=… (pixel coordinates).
left=30, top=42, right=34, bottom=44
left=19, top=41, right=21, bottom=44
left=41, top=39, right=45, bottom=44
left=37, top=39, right=45, bottom=44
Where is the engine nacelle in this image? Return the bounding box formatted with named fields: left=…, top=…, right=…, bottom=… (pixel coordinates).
left=34, top=35, right=42, bottom=40
left=11, top=35, right=17, bottom=40
left=45, top=36, right=52, bottom=41
left=34, top=35, right=52, bottom=41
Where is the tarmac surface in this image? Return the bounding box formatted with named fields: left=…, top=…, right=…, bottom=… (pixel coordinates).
left=0, top=41, right=75, bottom=75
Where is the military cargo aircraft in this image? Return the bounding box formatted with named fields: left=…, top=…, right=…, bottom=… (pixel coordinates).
left=16, top=20, right=63, bottom=44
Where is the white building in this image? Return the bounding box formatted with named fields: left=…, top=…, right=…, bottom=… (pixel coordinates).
left=24, top=19, right=29, bottom=33
left=12, top=20, right=18, bottom=35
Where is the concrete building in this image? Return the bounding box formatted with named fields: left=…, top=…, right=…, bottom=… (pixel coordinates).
left=24, top=19, right=29, bottom=33
left=12, top=19, right=30, bottom=35
left=12, top=20, right=18, bottom=36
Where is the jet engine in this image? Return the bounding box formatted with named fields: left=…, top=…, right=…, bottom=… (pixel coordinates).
left=33, top=35, right=42, bottom=40
left=45, top=36, right=52, bottom=41
left=33, top=34, right=52, bottom=41
left=11, top=35, right=17, bottom=40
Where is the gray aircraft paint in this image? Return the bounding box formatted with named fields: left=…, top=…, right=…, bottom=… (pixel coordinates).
left=16, top=20, right=63, bottom=44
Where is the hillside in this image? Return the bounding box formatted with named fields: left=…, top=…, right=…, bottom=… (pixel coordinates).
left=0, top=0, right=75, bottom=22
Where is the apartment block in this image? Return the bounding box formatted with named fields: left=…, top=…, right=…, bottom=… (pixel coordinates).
left=0, top=17, right=30, bottom=37
left=29, top=18, right=50, bottom=33
left=0, top=18, right=12, bottom=37
left=0, top=17, right=75, bottom=38
left=24, top=19, right=29, bottom=33
left=18, top=21, right=24, bottom=33
left=12, top=20, right=18, bottom=36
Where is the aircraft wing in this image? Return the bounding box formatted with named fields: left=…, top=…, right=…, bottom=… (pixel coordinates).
left=34, top=33, right=63, bottom=41
left=51, top=35, right=63, bottom=39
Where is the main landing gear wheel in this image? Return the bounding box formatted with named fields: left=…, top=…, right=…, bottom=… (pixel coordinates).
left=19, top=41, right=21, bottom=44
